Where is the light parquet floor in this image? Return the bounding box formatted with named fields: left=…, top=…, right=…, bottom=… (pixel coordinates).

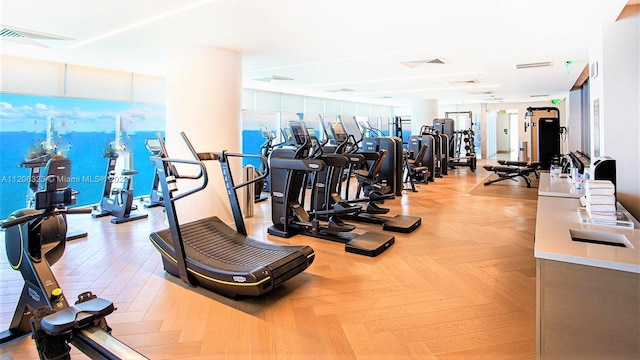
left=0, top=160, right=538, bottom=359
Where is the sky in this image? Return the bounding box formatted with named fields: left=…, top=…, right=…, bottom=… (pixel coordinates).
left=0, top=93, right=165, bottom=133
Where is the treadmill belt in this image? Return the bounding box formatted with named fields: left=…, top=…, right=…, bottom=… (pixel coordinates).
left=153, top=217, right=303, bottom=273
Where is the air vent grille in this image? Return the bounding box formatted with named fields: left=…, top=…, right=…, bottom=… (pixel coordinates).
left=401, top=58, right=447, bottom=68
left=449, top=79, right=478, bottom=85
left=255, top=75, right=294, bottom=82
left=515, top=61, right=552, bottom=69
left=427, top=58, right=446, bottom=65
left=469, top=91, right=494, bottom=95
left=0, top=28, right=24, bottom=39
left=326, top=88, right=355, bottom=93
left=0, top=25, right=73, bottom=48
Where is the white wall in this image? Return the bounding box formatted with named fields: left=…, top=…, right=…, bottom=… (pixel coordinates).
left=241, top=88, right=394, bottom=118
left=567, top=89, right=583, bottom=152
left=589, top=12, right=640, bottom=218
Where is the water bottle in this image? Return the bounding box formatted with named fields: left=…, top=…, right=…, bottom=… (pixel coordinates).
left=550, top=164, right=556, bottom=178
left=575, top=172, right=583, bottom=190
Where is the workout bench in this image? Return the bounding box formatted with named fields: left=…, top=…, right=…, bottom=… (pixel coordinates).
left=483, top=161, right=540, bottom=188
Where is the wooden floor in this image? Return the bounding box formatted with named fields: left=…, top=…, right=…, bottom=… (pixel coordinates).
left=0, top=159, right=538, bottom=359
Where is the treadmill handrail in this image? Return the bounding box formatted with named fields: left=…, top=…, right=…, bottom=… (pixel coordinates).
left=197, top=152, right=269, bottom=191
left=150, top=156, right=207, bottom=202
left=195, top=151, right=269, bottom=236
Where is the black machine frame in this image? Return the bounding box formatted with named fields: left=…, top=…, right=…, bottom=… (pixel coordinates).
left=148, top=132, right=315, bottom=298
left=1, top=179, right=147, bottom=359
left=92, top=149, right=148, bottom=224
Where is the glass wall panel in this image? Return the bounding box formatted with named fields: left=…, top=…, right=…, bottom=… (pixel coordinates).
left=241, top=110, right=278, bottom=167
left=0, top=93, right=165, bottom=218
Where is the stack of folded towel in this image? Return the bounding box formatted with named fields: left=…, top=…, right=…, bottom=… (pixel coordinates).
left=585, top=180, right=616, bottom=219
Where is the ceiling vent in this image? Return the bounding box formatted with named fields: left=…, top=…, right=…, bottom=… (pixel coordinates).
left=401, top=58, right=447, bottom=68
left=449, top=79, right=479, bottom=85
left=0, top=25, right=73, bottom=48
left=469, top=91, right=494, bottom=95
left=254, top=75, right=294, bottom=82
left=515, top=61, right=553, bottom=69
left=326, top=88, right=356, bottom=93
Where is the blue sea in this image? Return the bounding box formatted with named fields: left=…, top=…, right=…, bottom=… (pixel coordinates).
left=0, top=131, right=162, bottom=218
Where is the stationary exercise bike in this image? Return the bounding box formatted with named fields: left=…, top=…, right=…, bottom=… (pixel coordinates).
left=92, top=146, right=148, bottom=224
left=143, top=135, right=166, bottom=208
left=1, top=177, right=146, bottom=359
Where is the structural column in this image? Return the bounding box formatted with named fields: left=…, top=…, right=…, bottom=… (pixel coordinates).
left=411, top=99, right=438, bottom=135
left=166, top=47, right=242, bottom=224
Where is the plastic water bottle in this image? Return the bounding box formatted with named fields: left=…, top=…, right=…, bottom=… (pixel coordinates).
left=550, top=164, right=556, bottom=178
left=575, top=172, right=583, bottom=190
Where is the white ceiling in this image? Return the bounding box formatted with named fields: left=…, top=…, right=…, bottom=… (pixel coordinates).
left=0, top=0, right=630, bottom=105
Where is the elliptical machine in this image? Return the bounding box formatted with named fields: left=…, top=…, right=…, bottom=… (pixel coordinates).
left=1, top=177, right=146, bottom=359
left=92, top=145, right=148, bottom=224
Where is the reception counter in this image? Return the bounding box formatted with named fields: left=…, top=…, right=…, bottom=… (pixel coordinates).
left=535, top=196, right=640, bottom=359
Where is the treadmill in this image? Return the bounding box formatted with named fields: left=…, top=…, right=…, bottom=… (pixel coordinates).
left=149, top=132, right=315, bottom=298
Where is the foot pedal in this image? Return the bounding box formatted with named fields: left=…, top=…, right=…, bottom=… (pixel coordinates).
left=327, top=216, right=355, bottom=232
left=333, top=202, right=361, bottom=215
left=366, top=202, right=390, bottom=215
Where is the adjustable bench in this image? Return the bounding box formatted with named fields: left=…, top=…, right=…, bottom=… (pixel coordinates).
left=483, top=161, right=540, bottom=188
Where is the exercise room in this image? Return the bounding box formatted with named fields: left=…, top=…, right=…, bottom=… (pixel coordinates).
left=1, top=1, right=639, bottom=359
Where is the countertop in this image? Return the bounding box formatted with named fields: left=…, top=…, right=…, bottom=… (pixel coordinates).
left=537, top=172, right=584, bottom=198
left=534, top=196, right=640, bottom=273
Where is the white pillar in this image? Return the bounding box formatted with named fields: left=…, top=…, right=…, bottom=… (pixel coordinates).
left=166, top=47, right=242, bottom=224
left=411, top=99, right=438, bottom=135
